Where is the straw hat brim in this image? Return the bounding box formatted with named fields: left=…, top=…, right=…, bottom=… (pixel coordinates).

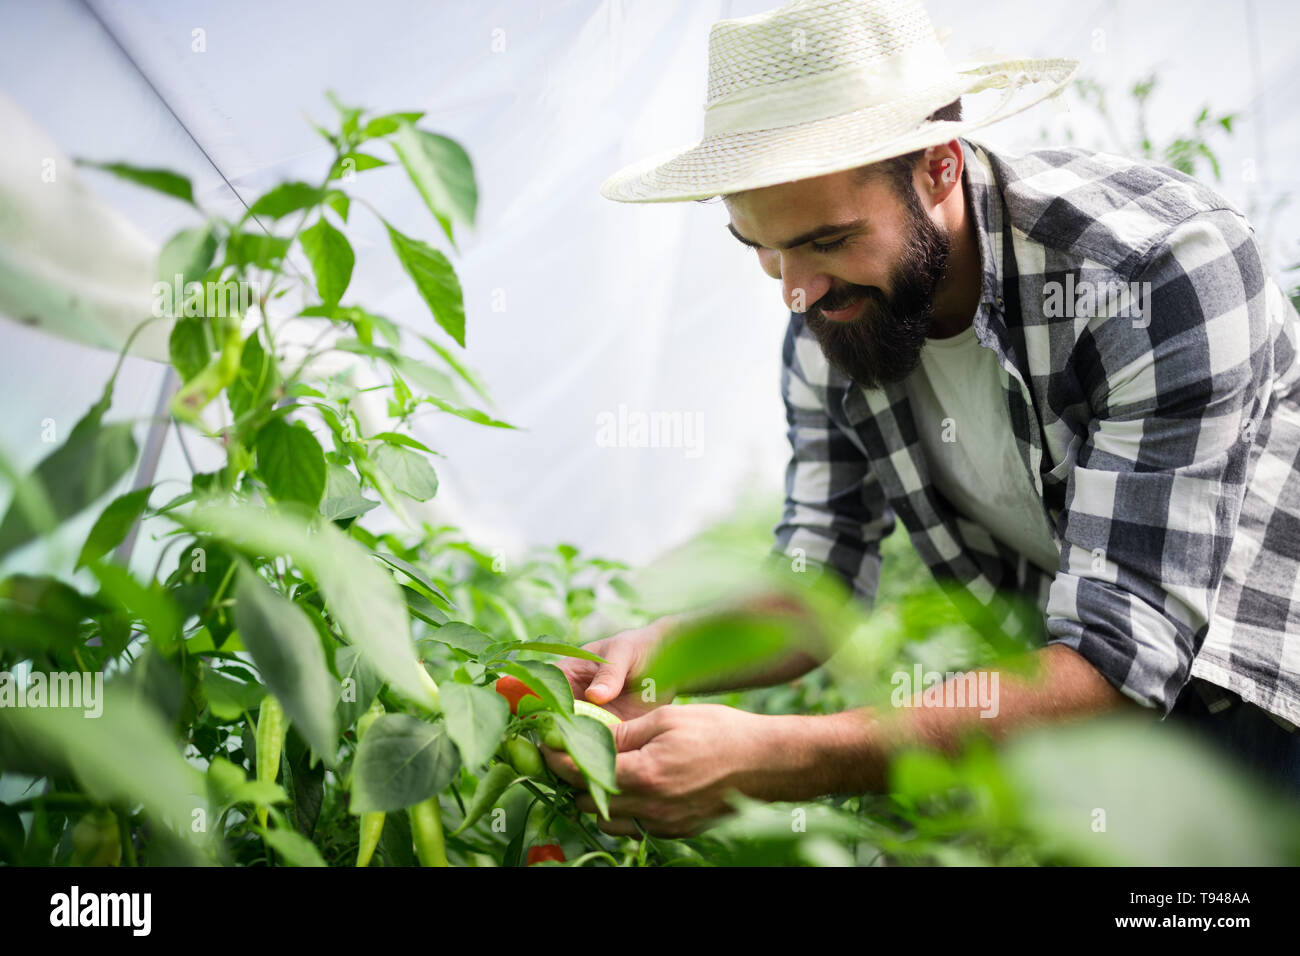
left=600, top=57, right=1079, bottom=203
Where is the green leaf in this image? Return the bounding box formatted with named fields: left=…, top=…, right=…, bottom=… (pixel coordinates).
left=391, top=122, right=477, bottom=247
left=201, top=667, right=265, bottom=722
left=362, top=112, right=425, bottom=138
left=0, top=574, right=105, bottom=656
left=643, top=614, right=794, bottom=695
left=169, top=317, right=211, bottom=382
left=75, top=486, right=152, bottom=569
left=88, top=561, right=182, bottom=654
left=256, top=418, right=326, bottom=507
left=417, top=394, right=516, bottom=429
left=324, top=189, right=350, bottom=222
left=319, top=464, right=379, bottom=521
left=373, top=552, right=451, bottom=604
left=260, top=826, right=327, bottom=866
left=366, top=431, right=437, bottom=455
left=384, top=221, right=466, bottom=346
left=299, top=217, right=354, bottom=307
left=482, top=593, right=528, bottom=642
left=372, top=443, right=438, bottom=501
left=158, top=225, right=216, bottom=291
left=1002, top=715, right=1300, bottom=866
left=0, top=387, right=138, bottom=561
left=227, top=330, right=280, bottom=420
left=550, top=713, right=618, bottom=793
left=247, top=181, right=324, bottom=220
left=329, top=151, right=388, bottom=180
left=423, top=621, right=495, bottom=658
left=419, top=333, right=492, bottom=404
left=439, top=682, right=509, bottom=769
left=351, top=714, right=460, bottom=813
left=326, top=90, right=362, bottom=139
left=225, top=231, right=291, bottom=270
left=283, top=725, right=326, bottom=837
left=79, top=160, right=195, bottom=204
left=333, top=643, right=383, bottom=733
left=497, top=660, right=573, bottom=714
left=207, top=756, right=287, bottom=809
left=334, top=339, right=461, bottom=399
left=0, top=682, right=204, bottom=844
left=491, top=640, right=609, bottom=664
left=182, top=501, right=433, bottom=707
left=233, top=563, right=339, bottom=763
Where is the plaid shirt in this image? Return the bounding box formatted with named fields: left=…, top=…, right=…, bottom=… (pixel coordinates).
left=772, top=138, right=1300, bottom=726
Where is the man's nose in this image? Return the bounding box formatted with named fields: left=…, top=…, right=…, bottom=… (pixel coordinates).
left=781, top=264, right=830, bottom=314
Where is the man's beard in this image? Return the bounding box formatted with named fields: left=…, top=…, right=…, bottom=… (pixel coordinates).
left=802, top=187, right=951, bottom=390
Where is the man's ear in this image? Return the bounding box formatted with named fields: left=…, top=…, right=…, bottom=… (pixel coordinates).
left=921, top=140, right=963, bottom=203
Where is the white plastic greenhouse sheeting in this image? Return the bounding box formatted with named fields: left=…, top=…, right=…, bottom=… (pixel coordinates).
left=1, top=0, right=1297, bottom=584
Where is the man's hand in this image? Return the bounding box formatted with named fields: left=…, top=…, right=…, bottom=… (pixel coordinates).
left=543, top=644, right=1141, bottom=838
left=555, top=615, right=681, bottom=720
left=544, top=703, right=805, bottom=837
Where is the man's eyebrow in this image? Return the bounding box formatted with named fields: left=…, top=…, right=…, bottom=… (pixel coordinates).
left=726, top=219, right=867, bottom=250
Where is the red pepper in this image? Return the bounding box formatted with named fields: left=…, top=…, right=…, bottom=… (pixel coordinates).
left=494, top=676, right=539, bottom=715
left=526, top=844, right=566, bottom=866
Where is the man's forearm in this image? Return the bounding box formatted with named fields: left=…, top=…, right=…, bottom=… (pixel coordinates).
left=665, top=591, right=827, bottom=695
left=761, top=644, right=1143, bottom=799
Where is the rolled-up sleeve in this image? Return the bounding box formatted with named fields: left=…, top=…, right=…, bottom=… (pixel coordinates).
left=770, top=315, right=896, bottom=606
left=1045, top=210, right=1275, bottom=714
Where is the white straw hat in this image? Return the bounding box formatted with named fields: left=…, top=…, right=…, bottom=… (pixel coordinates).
left=600, top=0, right=1078, bottom=203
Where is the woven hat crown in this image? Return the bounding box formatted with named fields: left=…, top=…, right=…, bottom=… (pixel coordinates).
left=702, top=0, right=957, bottom=138
left=707, top=0, right=941, bottom=104
left=599, top=0, right=1078, bottom=202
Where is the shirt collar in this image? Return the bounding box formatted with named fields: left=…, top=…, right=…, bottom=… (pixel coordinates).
left=959, top=137, right=1004, bottom=312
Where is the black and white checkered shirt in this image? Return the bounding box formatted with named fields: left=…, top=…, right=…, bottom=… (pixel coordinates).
left=773, top=138, right=1300, bottom=727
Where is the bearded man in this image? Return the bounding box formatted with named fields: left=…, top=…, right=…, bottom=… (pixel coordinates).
left=549, top=0, right=1300, bottom=836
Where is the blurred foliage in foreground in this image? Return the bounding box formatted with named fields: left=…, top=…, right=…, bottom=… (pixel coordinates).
left=625, top=492, right=1300, bottom=867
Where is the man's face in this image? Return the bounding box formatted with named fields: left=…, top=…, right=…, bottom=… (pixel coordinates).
left=724, top=163, right=951, bottom=389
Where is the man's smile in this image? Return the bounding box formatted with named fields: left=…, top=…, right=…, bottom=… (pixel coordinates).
left=818, top=298, right=865, bottom=323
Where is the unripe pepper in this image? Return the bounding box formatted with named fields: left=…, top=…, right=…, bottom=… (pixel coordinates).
left=354, top=699, right=386, bottom=867
left=452, top=762, right=517, bottom=836
left=536, top=700, right=621, bottom=752
left=409, top=795, right=449, bottom=867
left=574, top=699, right=622, bottom=727
left=505, top=736, right=545, bottom=778
left=170, top=315, right=243, bottom=424
left=255, top=694, right=287, bottom=828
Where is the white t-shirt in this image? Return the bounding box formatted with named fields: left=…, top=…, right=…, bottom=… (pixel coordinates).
left=902, top=323, right=1062, bottom=575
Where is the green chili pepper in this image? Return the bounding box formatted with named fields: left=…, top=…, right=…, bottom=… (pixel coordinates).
left=355, top=699, right=386, bottom=867
left=574, top=699, right=622, bottom=727
left=409, top=795, right=449, bottom=867
left=505, top=736, right=546, bottom=778
left=541, top=721, right=566, bottom=751
left=452, top=762, right=517, bottom=836
left=255, top=694, right=287, bottom=829
left=171, top=316, right=244, bottom=424
left=356, top=812, right=384, bottom=868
